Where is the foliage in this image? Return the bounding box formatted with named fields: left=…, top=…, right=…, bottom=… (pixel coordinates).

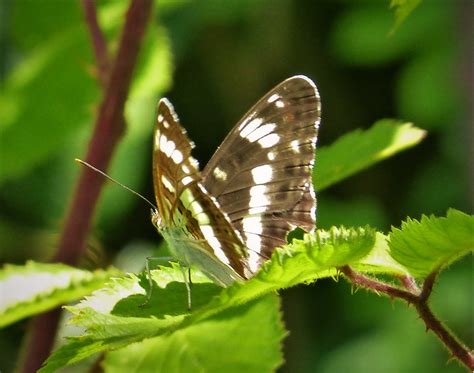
left=0, top=213, right=468, bottom=371
left=314, top=120, right=425, bottom=191
left=0, top=262, right=118, bottom=328
left=389, top=209, right=473, bottom=277
left=390, top=0, right=422, bottom=31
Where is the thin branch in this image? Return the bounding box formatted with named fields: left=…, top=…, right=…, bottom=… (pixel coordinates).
left=55, top=0, right=152, bottom=267
left=340, top=265, right=474, bottom=371
left=415, top=300, right=474, bottom=370
left=340, top=266, right=418, bottom=303
left=83, top=0, right=110, bottom=85
left=20, top=1, right=153, bottom=372
left=419, top=269, right=437, bottom=303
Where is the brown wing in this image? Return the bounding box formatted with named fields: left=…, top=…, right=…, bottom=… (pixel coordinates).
left=202, top=76, right=321, bottom=273
left=152, top=99, right=249, bottom=280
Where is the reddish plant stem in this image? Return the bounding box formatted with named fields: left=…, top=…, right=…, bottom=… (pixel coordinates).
left=398, top=274, right=420, bottom=293
left=19, top=308, right=62, bottom=373
left=340, top=266, right=474, bottom=371
left=20, top=1, right=152, bottom=372
left=419, top=269, right=436, bottom=303
left=340, top=266, right=418, bottom=303
left=54, top=0, right=152, bottom=265
left=83, top=0, right=110, bottom=85
left=415, top=299, right=474, bottom=370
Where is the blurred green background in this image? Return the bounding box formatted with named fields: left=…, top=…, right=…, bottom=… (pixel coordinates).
left=0, top=0, right=471, bottom=372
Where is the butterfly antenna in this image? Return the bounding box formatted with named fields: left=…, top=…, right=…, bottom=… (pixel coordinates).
left=75, top=159, right=157, bottom=211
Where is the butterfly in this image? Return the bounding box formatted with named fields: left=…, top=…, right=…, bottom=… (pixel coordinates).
left=151, top=75, right=321, bottom=288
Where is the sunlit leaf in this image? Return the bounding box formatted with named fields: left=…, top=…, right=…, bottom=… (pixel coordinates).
left=0, top=262, right=118, bottom=327
left=388, top=209, right=473, bottom=277
left=103, top=295, right=284, bottom=373
left=41, top=227, right=375, bottom=371
left=314, top=120, right=425, bottom=191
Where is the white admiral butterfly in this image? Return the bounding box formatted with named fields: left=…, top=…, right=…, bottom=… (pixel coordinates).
left=152, top=76, right=320, bottom=286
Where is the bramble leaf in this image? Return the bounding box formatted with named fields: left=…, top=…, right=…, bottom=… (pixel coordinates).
left=0, top=262, right=118, bottom=327
left=41, top=227, right=376, bottom=371
left=102, top=295, right=284, bottom=373
left=388, top=209, right=473, bottom=277
left=314, top=120, right=425, bottom=191
left=352, top=232, right=410, bottom=276
left=390, top=0, right=422, bottom=32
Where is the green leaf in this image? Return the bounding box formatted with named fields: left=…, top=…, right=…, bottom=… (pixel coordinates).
left=390, top=0, right=422, bottom=32
left=352, top=233, right=410, bottom=276
left=388, top=209, right=474, bottom=277
left=314, top=120, right=426, bottom=191
left=102, top=295, right=284, bottom=373
left=41, top=227, right=376, bottom=371
left=0, top=262, right=118, bottom=328
left=41, top=272, right=283, bottom=373
left=0, top=9, right=97, bottom=183
left=40, top=271, right=211, bottom=373
left=0, top=2, right=173, bottom=187
left=212, top=226, right=376, bottom=311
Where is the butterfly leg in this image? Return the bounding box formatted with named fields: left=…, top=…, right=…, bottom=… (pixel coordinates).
left=179, top=264, right=192, bottom=310
left=140, top=256, right=174, bottom=307
left=188, top=267, right=193, bottom=288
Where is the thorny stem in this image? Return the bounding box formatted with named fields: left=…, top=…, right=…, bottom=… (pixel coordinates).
left=340, top=266, right=474, bottom=371
left=398, top=274, right=420, bottom=293
left=419, top=270, right=436, bottom=303
left=20, top=1, right=152, bottom=372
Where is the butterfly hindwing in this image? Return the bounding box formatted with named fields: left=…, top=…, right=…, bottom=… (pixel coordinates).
left=202, top=76, right=320, bottom=272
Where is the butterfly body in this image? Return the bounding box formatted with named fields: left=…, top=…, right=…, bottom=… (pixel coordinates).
left=152, top=204, right=245, bottom=286
left=152, top=76, right=321, bottom=286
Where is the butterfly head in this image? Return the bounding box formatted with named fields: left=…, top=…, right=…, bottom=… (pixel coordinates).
left=151, top=209, right=162, bottom=229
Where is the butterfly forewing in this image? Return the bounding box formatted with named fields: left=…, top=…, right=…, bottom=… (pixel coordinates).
left=153, top=99, right=249, bottom=285
left=152, top=99, right=199, bottom=225
left=202, top=76, right=320, bottom=272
